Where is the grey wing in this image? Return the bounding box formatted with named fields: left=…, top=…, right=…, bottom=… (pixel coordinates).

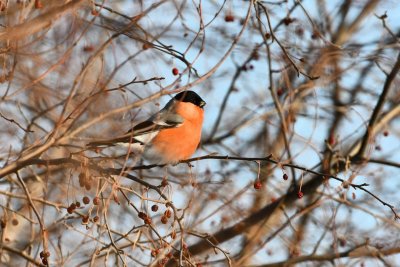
left=87, top=105, right=184, bottom=147
left=150, top=108, right=184, bottom=126
left=132, top=107, right=184, bottom=144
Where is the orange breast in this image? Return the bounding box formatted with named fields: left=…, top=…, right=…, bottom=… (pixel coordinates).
left=150, top=102, right=204, bottom=163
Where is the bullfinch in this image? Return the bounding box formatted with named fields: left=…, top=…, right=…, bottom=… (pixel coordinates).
left=87, top=91, right=206, bottom=164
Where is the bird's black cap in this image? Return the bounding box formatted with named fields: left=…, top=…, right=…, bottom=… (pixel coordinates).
left=174, top=91, right=206, bottom=108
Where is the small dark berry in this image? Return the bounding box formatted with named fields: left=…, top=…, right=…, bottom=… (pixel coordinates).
left=171, top=231, right=176, bottom=239
left=44, top=251, right=50, bottom=258
left=383, top=130, right=389, bottom=137
left=297, top=191, right=304, bottom=199
left=11, top=218, right=18, bottom=226
left=311, top=31, right=319, bottom=39
left=161, top=179, right=169, bottom=187
left=70, top=203, right=76, bottom=210
left=164, top=209, right=172, bottom=218
left=67, top=207, right=74, bottom=214
left=82, top=215, right=89, bottom=224
left=224, top=14, right=235, bottom=22
left=35, top=0, right=42, bottom=9
left=161, top=216, right=168, bottom=224
left=83, top=196, right=90, bottom=205
left=265, top=32, right=271, bottom=39
left=172, top=68, right=179, bottom=76
left=254, top=181, right=262, bottom=190
left=151, top=249, right=159, bottom=257
left=283, top=17, right=293, bottom=25
left=40, top=251, right=44, bottom=258
left=83, top=45, right=94, bottom=52
left=75, top=201, right=81, bottom=208
left=41, top=258, right=48, bottom=265
left=93, top=197, right=100, bottom=205
left=251, top=50, right=259, bottom=60
left=144, top=217, right=152, bottom=225
left=283, top=173, right=288, bottom=180
left=138, top=212, right=147, bottom=220
left=142, top=43, right=152, bottom=50
left=93, top=216, right=99, bottom=223
left=151, top=205, right=159, bottom=212
left=295, top=27, right=304, bottom=37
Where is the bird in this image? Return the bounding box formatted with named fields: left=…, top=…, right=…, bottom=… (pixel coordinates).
left=87, top=91, right=206, bottom=164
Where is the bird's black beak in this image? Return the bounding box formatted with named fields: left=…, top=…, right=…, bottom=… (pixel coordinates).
left=200, top=100, right=206, bottom=108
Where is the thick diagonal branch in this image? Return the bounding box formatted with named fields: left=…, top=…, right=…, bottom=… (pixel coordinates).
left=356, top=52, right=400, bottom=158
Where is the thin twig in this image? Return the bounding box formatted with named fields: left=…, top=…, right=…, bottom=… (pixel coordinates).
left=257, top=2, right=319, bottom=80
left=0, top=112, right=33, bottom=132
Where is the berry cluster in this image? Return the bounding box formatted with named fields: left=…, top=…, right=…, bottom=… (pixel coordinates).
left=161, top=209, right=172, bottom=224
left=138, top=212, right=152, bottom=225
left=39, top=250, right=50, bottom=265
left=67, top=202, right=80, bottom=214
